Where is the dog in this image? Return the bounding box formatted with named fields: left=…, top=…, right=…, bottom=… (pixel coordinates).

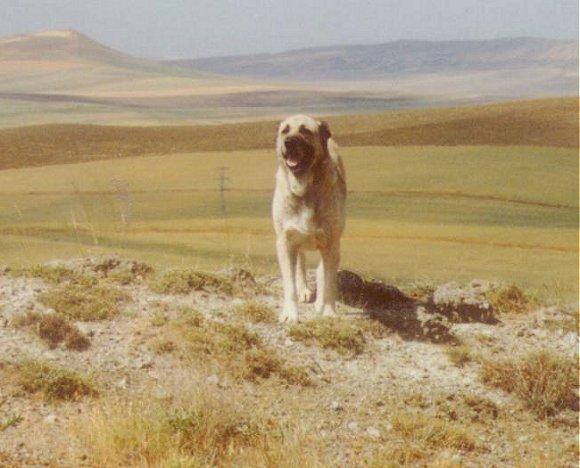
left=272, top=115, right=346, bottom=323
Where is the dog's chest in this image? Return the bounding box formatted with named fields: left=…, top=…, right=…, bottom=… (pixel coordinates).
left=283, top=206, right=326, bottom=249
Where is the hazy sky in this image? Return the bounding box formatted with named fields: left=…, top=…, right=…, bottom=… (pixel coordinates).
left=1, top=0, right=578, bottom=59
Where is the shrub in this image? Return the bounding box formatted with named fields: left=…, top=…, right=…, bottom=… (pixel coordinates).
left=445, top=344, right=472, bottom=367
left=481, top=351, right=577, bottom=417
left=150, top=269, right=234, bottom=295
left=288, top=318, right=368, bottom=355
left=14, top=360, right=97, bottom=401
left=487, top=284, right=531, bottom=314
left=233, top=301, right=277, bottom=323
left=38, top=284, right=128, bottom=321
left=11, top=312, right=90, bottom=351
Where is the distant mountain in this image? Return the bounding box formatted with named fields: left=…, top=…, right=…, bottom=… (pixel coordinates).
left=166, top=37, right=578, bottom=80
left=0, top=29, right=166, bottom=73
left=0, top=31, right=577, bottom=127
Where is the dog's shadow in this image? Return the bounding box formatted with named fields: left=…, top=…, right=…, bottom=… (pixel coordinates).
left=335, top=270, right=497, bottom=344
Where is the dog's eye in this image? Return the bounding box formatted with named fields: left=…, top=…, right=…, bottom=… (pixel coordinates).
left=299, top=125, right=312, bottom=136
left=281, top=125, right=290, bottom=134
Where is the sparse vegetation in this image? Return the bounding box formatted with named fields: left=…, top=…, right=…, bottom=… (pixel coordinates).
left=161, top=309, right=311, bottom=385
left=74, top=387, right=313, bottom=467
left=288, top=318, right=369, bottom=355
left=12, top=311, right=90, bottom=350
left=487, top=284, right=532, bottom=314
left=150, top=309, right=169, bottom=327
left=445, top=344, right=472, bottom=367
left=38, top=283, right=128, bottom=321
left=481, top=351, right=577, bottom=417
left=20, top=265, right=78, bottom=283
left=13, top=360, right=97, bottom=401
left=0, top=415, right=23, bottom=432
left=233, top=300, right=277, bottom=323
left=391, top=412, right=478, bottom=452
left=150, top=269, right=234, bottom=295
left=151, top=338, right=176, bottom=355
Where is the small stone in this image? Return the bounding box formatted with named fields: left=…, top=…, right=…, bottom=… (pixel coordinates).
left=140, top=359, right=153, bottom=369
left=116, top=377, right=128, bottom=389
left=43, top=414, right=57, bottom=424
left=366, top=427, right=380, bottom=439
left=206, top=374, right=219, bottom=385
left=330, top=400, right=343, bottom=411
left=347, top=421, right=359, bottom=432
left=284, top=338, right=293, bottom=347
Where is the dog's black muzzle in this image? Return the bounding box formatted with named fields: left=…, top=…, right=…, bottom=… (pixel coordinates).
left=282, top=136, right=314, bottom=175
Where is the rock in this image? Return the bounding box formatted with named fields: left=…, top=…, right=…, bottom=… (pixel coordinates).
left=366, top=426, right=380, bottom=439
left=347, top=421, right=359, bottom=432
left=431, top=281, right=497, bottom=323
left=330, top=401, right=343, bottom=412
left=337, top=270, right=413, bottom=309
left=43, top=414, right=57, bottom=424
left=48, top=255, right=153, bottom=280
left=219, top=267, right=258, bottom=290
left=415, top=307, right=455, bottom=343
left=206, top=374, right=219, bottom=385
left=116, top=377, right=129, bottom=389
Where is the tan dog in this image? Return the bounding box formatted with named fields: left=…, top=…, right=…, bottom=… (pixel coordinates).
left=272, top=115, right=346, bottom=323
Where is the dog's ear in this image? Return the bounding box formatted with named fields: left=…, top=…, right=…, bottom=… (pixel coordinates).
left=319, top=121, right=331, bottom=143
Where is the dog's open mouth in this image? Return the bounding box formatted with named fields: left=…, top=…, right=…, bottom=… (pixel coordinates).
left=283, top=141, right=314, bottom=175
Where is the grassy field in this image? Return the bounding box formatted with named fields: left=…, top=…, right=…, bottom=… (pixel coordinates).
left=1, top=143, right=577, bottom=299
left=0, top=97, right=576, bottom=170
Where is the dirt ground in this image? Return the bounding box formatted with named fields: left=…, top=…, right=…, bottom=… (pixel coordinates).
left=0, top=257, right=577, bottom=467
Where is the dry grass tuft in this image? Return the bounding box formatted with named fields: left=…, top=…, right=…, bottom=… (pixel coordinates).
left=17, top=264, right=97, bottom=286
left=160, top=309, right=311, bottom=385
left=487, top=284, right=531, bottom=314
left=481, top=351, right=577, bottom=417
left=243, top=348, right=311, bottom=386
left=38, top=283, right=128, bottom=321
left=150, top=309, right=169, bottom=327
left=13, top=360, right=97, bottom=401
left=391, top=412, right=479, bottom=452
left=151, top=338, right=177, bottom=355
left=233, top=300, right=277, bottom=323
left=12, top=312, right=90, bottom=351
left=445, top=344, right=472, bottom=367
left=74, top=385, right=316, bottom=467
left=150, top=269, right=234, bottom=295
left=288, top=318, right=372, bottom=355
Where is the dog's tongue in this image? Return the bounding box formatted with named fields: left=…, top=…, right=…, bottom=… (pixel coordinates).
left=286, top=156, right=299, bottom=167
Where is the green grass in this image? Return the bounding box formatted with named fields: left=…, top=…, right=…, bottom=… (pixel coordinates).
left=0, top=143, right=576, bottom=299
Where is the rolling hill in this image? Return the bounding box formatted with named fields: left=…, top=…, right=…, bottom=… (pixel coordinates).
left=168, top=37, right=578, bottom=80
left=0, top=97, right=576, bottom=171
left=0, top=30, right=577, bottom=127
left=0, top=29, right=423, bottom=125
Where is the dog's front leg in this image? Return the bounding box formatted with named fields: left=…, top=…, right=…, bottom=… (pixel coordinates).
left=296, top=251, right=314, bottom=303
left=277, top=237, right=299, bottom=322
left=320, top=241, right=340, bottom=317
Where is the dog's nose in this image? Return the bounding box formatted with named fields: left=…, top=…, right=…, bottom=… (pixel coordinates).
left=284, top=136, right=300, bottom=152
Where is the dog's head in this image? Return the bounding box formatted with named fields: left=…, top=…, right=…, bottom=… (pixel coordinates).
left=276, top=115, right=332, bottom=182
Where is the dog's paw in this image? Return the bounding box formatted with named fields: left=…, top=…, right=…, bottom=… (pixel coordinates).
left=322, top=306, right=337, bottom=318
left=314, top=298, right=324, bottom=314
left=279, top=303, right=299, bottom=323
left=297, top=287, right=314, bottom=303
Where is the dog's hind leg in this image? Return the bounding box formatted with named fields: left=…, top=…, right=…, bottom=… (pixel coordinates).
left=296, top=250, right=314, bottom=303
left=320, top=242, right=340, bottom=317
left=277, top=238, right=299, bottom=323
left=314, top=259, right=324, bottom=313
